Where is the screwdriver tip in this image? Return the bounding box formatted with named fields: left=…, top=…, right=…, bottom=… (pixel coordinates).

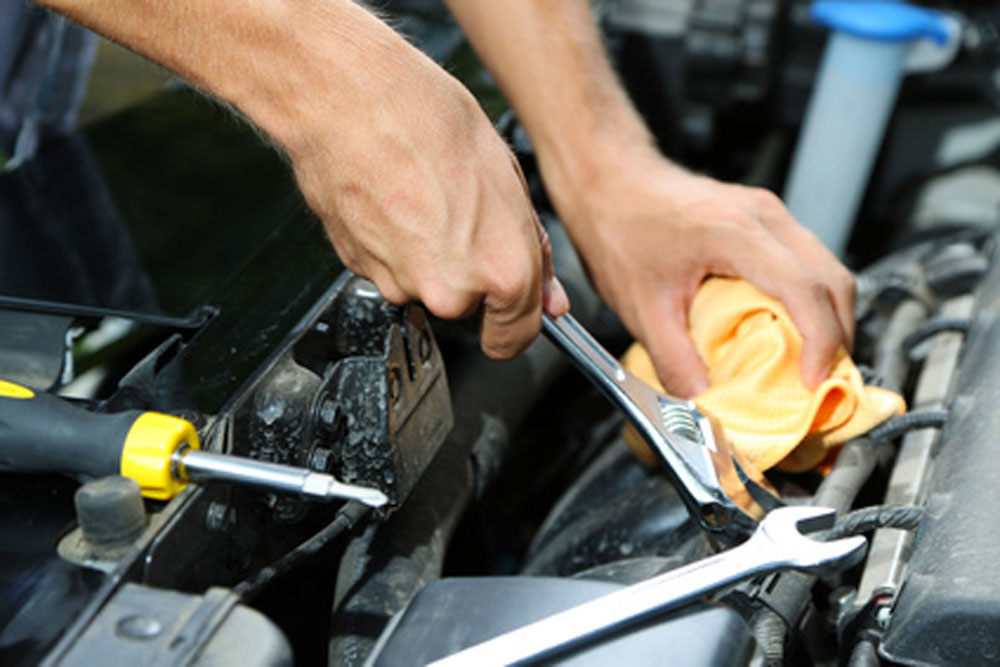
left=356, top=488, right=390, bottom=508
left=304, top=473, right=390, bottom=507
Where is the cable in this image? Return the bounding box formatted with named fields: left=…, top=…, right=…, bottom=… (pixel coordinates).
left=868, top=409, right=949, bottom=442
left=826, top=504, right=924, bottom=541
left=903, top=317, right=971, bottom=357
left=847, top=637, right=881, bottom=667
left=751, top=609, right=787, bottom=667
left=233, top=501, right=370, bottom=601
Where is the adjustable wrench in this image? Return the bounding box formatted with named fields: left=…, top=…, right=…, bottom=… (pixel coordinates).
left=430, top=506, right=866, bottom=666
left=542, top=313, right=780, bottom=545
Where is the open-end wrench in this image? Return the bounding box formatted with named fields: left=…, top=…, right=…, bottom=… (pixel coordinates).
left=430, top=506, right=866, bottom=666
left=542, top=313, right=780, bottom=546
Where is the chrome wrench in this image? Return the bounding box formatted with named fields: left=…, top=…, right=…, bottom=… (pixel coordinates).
left=542, top=313, right=779, bottom=545
left=430, top=506, right=866, bottom=666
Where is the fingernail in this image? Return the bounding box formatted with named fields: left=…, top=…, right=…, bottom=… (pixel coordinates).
left=544, top=276, right=570, bottom=317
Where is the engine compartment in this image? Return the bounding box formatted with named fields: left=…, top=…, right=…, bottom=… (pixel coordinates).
left=2, top=1, right=1000, bottom=665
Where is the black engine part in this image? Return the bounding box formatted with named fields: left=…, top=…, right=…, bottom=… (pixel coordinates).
left=368, top=577, right=754, bottom=666
left=881, top=233, right=1000, bottom=664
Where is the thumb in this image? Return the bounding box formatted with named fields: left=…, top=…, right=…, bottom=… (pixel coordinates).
left=640, top=299, right=710, bottom=399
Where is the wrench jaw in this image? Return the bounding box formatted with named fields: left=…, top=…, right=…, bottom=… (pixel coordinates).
left=539, top=314, right=783, bottom=547
left=759, top=506, right=869, bottom=576
left=696, top=408, right=779, bottom=522
left=697, top=500, right=759, bottom=549
left=429, top=506, right=870, bottom=667
left=644, top=424, right=757, bottom=547
left=646, top=406, right=779, bottom=547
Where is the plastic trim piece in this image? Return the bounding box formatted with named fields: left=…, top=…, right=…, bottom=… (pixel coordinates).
left=811, top=1, right=951, bottom=45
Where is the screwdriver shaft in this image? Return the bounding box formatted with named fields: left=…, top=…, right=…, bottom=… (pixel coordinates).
left=174, top=449, right=388, bottom=507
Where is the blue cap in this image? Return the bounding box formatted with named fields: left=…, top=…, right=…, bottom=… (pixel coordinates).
left=811, top=1, right=952, bottom=46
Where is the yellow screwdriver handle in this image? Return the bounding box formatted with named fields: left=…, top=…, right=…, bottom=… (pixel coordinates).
left=0, top=379, right=199, bottom=499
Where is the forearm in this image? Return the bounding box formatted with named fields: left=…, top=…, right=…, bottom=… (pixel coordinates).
left=34, top=0, right=427, bottom=155
left=443, top=1, right=671, bottom=197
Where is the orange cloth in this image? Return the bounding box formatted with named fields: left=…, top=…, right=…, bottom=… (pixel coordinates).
left=622, top=277, right=905, bottom=472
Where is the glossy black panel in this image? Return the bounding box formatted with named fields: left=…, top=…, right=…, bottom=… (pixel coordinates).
left=0, top=475, right=105, bottom=665
left=0, top=88, right=346, bottom=660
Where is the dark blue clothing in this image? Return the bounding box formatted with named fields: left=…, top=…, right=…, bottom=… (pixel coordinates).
left=0, top=2, right=96, bottom=163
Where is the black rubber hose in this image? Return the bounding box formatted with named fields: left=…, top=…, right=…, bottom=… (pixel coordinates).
left=826, top=505, right=924, bottom=541
left=751, top=609, right=787, bottom=667
left=744, top=299, right=926, bottom=665
left=868, top=410, right=949, bottom=443
left=812, top=438, right=895, bottom=512
left=903, top=317, right=970, bottom=357
left=847, top=637, right=881, bottom=667
left=737, top=302, right=931, bottom=666
left=233, top=501, right=369, bottom=601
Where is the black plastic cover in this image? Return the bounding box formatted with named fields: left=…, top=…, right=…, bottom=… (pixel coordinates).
left=883, top=239, right=1000, bottom=664
left=370, top=577, right=754, bottom=666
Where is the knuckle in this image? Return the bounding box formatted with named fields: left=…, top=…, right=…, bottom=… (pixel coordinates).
left=705, top=210, right=742, bottom=235
left=421, top=287, right=474, bottom=320
left=721, top=213, right=767, bottom=244
left=366, top=274, right=407, bottom=306
left=747, top=186, right=783, bottom=210
left=486, top=265, right=535, bottom=313
left=340, top=253, right=362, bottom=275
left=378, top=287, right=408, bottom=307
left=837, top=269, right=857, bottom=297
left=330, top=241, right=362, bottom=275
left=806, top=279, right=830, bottom=304
left=481, top=336, right=524, bottom=360
left=481, top=315, right=538, bottom=361
left=489, top=282, right=527, bottom=313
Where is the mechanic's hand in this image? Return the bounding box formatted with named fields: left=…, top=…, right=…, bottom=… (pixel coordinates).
left=271, top=10, right=568, bottom=359
left=547, top=146, right=855, bottom=398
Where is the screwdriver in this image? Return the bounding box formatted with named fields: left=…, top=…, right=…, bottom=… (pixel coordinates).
left=0, top=379, right=388, bottom=508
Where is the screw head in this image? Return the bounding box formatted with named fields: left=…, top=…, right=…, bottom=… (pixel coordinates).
left=417, top=329, right=432, bottom=363
left=205, top=502, right=236, bottom=533
left=319, top=398, right=339, bottom=429
left=387, top=366, right=403, bottom=406
left=309, top=447, right=333, bottom=472
left=116, top=615, right=162, bottom=641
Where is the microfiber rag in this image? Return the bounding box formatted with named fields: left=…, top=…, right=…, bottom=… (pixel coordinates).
left=622, top=277, right=905, bottom=472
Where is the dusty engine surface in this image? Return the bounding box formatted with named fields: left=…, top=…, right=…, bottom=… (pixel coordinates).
left=1, top=1, right=1000, bottom=666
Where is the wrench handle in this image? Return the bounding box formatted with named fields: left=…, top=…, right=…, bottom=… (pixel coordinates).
left=542, top=314, right=629, bottom=385
left=541, top=314, right=671, bottom=444
left=430, top=541, right=773, bottom=666
left=541, top=314, right=759, bottom=543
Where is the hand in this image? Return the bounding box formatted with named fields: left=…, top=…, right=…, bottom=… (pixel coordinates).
left=32, top=0, right=570, bottom=359
left=267, top=9, right=568, bottom=359
left=547, top=145, right=855, bottom=398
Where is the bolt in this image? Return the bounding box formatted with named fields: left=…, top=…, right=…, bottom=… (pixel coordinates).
left=827, top=585, right=857, bottom=628
left=205, top=502, right=236, bottom=533
left=417, top=328, right=432, bottom=363
left=116, top=615, right=162, bottom=641
left=875, top=603, right=894, bottom=629
left=74, top=476, right=146, bottom=553
left=309, top=447, right=333, bottom=472
left=319, top=398, right=339, bottom=430
left=272, top=496, right=307, bottom=523
left=387, top=366, right=403, bottom=406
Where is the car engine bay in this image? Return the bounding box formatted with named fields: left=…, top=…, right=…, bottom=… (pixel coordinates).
left=2, top=1, right=1000, bottom=665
